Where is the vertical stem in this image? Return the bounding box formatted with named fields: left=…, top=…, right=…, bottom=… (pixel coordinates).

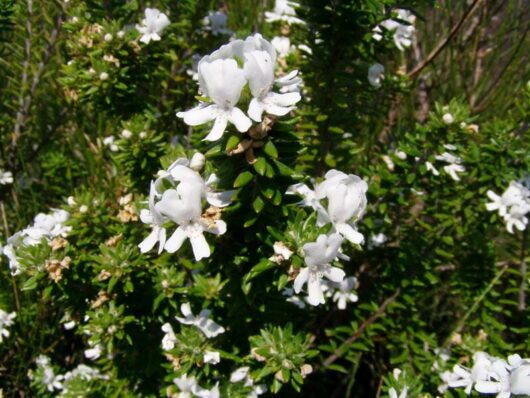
left=0, top=201, right=20, bottom=312
left=518, top=228, right=528, bottom=311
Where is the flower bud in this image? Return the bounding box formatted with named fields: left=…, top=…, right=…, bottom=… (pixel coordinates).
left=121, top=129, right=132, bottom=139
left=104, top=33, right=113, bottom=42
left=99, top=72, right=109, bottom=81
left=189, top=153, right=206, bottom=171
left=442, top=113, right=454, bottom=125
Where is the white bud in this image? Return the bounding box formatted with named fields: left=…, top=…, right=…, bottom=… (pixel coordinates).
left=117, top=30, right=125, bottom=39
left=139, top=131, right=147, bottom=139
left=99, top=72, right=109, bottom=81
left=104, top=33, right=113, bottom=42
left=121, top=129, right=133, bottom=139
left=395, top=150, right=407, bottom=160
left=88, top=67, right=96, bottom=75
left=67, top=196, right=76, bottom=206
left=459, top=122, right=467, bottom=128
left=79, top=205, right=88, bottom=213
left=189, top=152, right=206, bottom=171
left=442, top=113, right=454, bottom=125
left=71, top=16, right=79, bottom=23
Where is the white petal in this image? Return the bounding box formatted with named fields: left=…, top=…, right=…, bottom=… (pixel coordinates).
left=307, top=278, right=325, bottom=306
left=139, top=228, right=159, bottom=253
left=177, top=105, right=217, bottom=126
left=228, top=107, right=252, bottom=132
left=324, top=266, right=345, bottom=283
left=206, top=190, right=234, bottom=207
left=293, top=267, right=309, bottom=293
left=164, top=227, right=188, bottom=253
left=336, top=222, right=364, bottom=245
left=204, top=116, right=228, bottom=141
left=248, top=98, right=265, bottom=122
left=190, top=233, right=210, bottom=261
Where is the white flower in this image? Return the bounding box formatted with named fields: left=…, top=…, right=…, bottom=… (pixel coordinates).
left=174, top=374, right=208, bottom=398
left=294, top=234, right=346, bottom=306
left=103, top=33, right=113, bottom=42
left=0, top=170, right=13, bottom=185
left=79, top=204, right=88, bottom=213
left=205, top=11, right=232, bottom=36
left=271, top=36, right=292, bottom=57
left=435, top=151, right=465, bottom=181
left=230, top=366, right=251, bottom=383
left=99, top=72, right=109, bottom=81
left=275, top=69, right=303, bottom=93
left=265, top=0, right=304, bottom=24
left=369, top=233, right=388, bottom=248
left=203, top=350, right=220, bottom=365
left=121, top=129, right=133, bottom=139
left=63, top=320, right=76, bottom=330
left=315, top=170, right=368, bottom=244
left=474, top=358, right=511, bottom=398
left=161, top=322, right=177, bottom=351
left=0, top=309, right=16, bottom=343
left=136, top=8, right=170, bottom=44
left=486, top=181, right=530, bottom=234
left=368, top=63, right=385, bottom=88
left=177, top=58, right=251, bottom=141
left=84, top=344, right=102, bottom=360
left=269, top=241, right=293, bottom=264
left=330, top=276, right=359, bottom=310
left=389, top=386, right=408, bottom=398
left=35, top=355, right=64, bottom=391
left=138, top=182, right=167, bottom=254
left=425, top=161, right=439, bottom=176
left=175, top=303, right=225, bottom=338
left=373, top=9, right=416, bottom=51
left=158, top=184, right=226, bottom=261
left=245, top=38, right=301, bottom=122
left=103, top=135, right=118, bottom=151
left=443, top=113, right=455, bottom=124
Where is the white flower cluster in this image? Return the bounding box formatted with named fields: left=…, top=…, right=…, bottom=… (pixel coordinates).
left=2, top=209, right=71, bottom=275
left=177, top=34, right=302, bottom=141
left=287, top=169, right=368, bottom=306
left=138, top=153, right=232, bottom=261
left=31, top=355, right=108, bottom=395
left=442, top=352, right=530, bottom=397
left=174, top=374, right=220, bottom=398
left=136, top=8, right=170, bottom=44
left=486, top=181, right=530, bottom=233
left=265, top=0, right=304, bottom=25
left=373, top=9, right=416, bottom=51
left=426, top=144, right=466, bottom=181
left=283, top=276, right=359, bottom=310
left=230, top=367, right=267, bottom=398
left=174, top=302, right=225, bottom=338
left=0, top=309, right=16, bottom=343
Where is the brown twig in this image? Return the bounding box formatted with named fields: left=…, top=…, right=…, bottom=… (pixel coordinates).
left=321, top=289, right=401, bottom=368
left=407, top=0, right=483, bottom=78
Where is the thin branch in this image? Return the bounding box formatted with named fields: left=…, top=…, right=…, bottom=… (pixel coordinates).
left=321, top=289, right=400, bottom=368
left=518, top=229, right=528, bottom=311
left=12, top=0, right=33, bottom=149
left=407, top=0, right=483, bottom=78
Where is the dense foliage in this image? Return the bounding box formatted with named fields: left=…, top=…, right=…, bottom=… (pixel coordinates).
left=0, top=0, right=529, bottom=397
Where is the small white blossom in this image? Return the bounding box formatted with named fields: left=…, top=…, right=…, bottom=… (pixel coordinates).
left=486, top=181, right=530, bottom=234
left=329, top=276, right=359, bottom=310
left=271, top=36, right=292, bottom=57
left=265, top=0, right=304, bottom=24
left=373, top=9, right=416, bottom=51
left=269, top=241, right=293, bottom=264
left=0, top=309, right=16, bottom=343
left=443, top=113, right=455, bottom=125
left=368, top=63, right=385, bottom=88
left=175, top=303, right=225, bottom=338
left=121, top=129, right=133, bottom=139
left=0, top=170, right=13, bottom=185
left=161, top=322, right=177, bottom=351
left=203, top=350, right=221, bottom=365
left=84, top=344, right=102, bottom=360
left=294, top=234, right=346, bottom=306
left=99, top=72, right=109, bottom=81
left=103, top=33, right=113, bottom=42
left=136, top=8, right=170, bottom=44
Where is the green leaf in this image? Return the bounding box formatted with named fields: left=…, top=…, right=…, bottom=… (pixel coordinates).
left=263, top=141, right=278, bottom=159
left=225, top=135, right=240, bottom=152
left=233, top=171, right=253, bottom=188
left=253, top=157, right=267, bottom=176
left=253, top=196, right=265, bottom=213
